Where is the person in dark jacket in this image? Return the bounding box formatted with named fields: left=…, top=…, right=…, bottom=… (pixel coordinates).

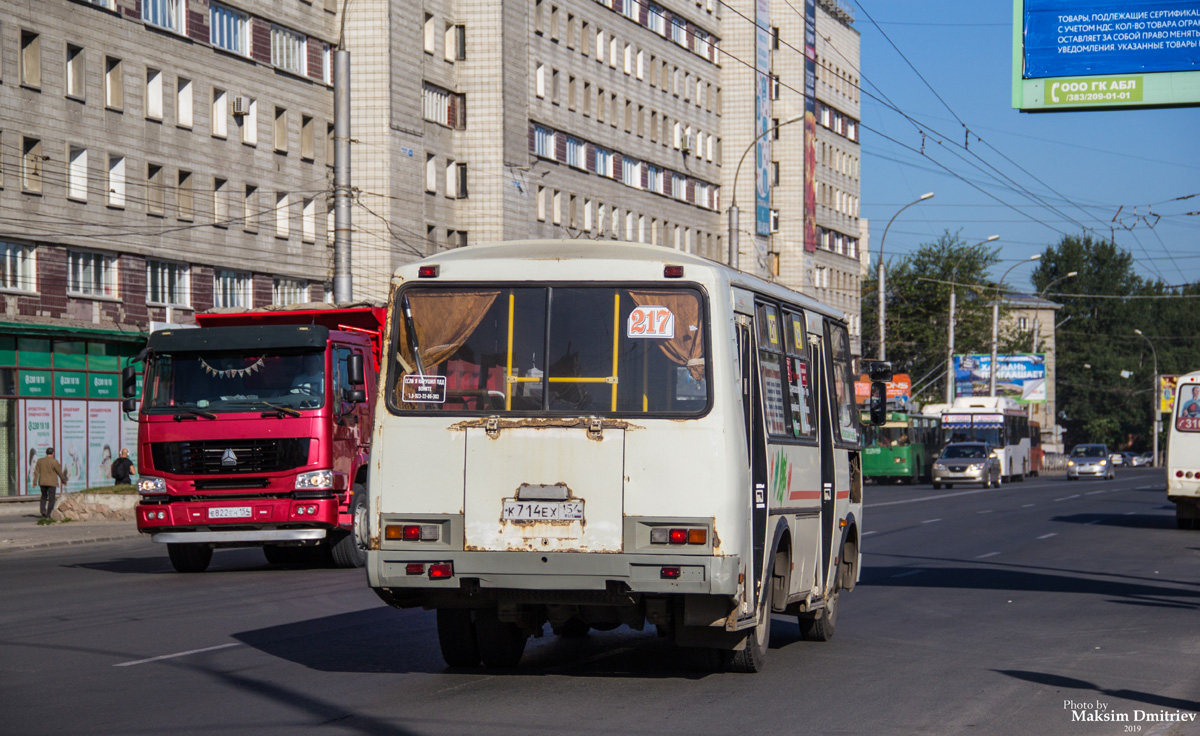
left=33, top=447, right=68, bottom=519
left=111, top=448, right=136, bottom=486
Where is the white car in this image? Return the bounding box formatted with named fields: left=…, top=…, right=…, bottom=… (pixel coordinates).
left=1068, top=444, right=1115, bottom=480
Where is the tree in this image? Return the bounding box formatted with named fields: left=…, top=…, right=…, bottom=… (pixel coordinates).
left=1030, top=233, right=1200, bottom=451
left=861, top=230, right=1001, bottom=404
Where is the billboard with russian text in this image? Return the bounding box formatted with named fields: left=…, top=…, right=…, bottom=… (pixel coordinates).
left=953, top=354, right=1047, bottom=404
left=1013, top=0, right=1200, bottom=110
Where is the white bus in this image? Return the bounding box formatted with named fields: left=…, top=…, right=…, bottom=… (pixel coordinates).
left=1166, top=370, right=1200, bottom=529
left=364, top=240, right=876, bottom=671
left=939, top=396, right=1031, bottom=483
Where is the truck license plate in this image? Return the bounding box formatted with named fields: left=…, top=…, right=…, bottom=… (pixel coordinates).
left=502, top=500, right=584, bottom=521
left=209, top=506, right=252, bottom=519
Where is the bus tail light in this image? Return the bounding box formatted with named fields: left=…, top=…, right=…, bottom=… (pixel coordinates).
left=406, top=563, right=425, bottom=575
left=650, top=527, right=707, bottom=545
left=418, top=265, right=439, bottom=278
left=664, top=265, right=684, bottom=278
left=428, top=562, right=453, bottom=579
left=660, top=566, right=681, bottom=579
left=385, top=524, right=441, bottom=541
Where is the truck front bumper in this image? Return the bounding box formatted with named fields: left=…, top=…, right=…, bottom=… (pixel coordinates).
left=151, top=529, right=327, bottom=544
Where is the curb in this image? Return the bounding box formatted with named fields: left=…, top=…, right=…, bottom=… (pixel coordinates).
left=0, top=531, right=143, bottom=553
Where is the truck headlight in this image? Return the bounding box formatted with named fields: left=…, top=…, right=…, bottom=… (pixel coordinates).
left=138, top=476, right=167, bottom=495
left=295, top=469, right=334, bottom=490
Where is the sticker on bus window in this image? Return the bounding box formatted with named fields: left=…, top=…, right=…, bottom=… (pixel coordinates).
left=767, top=313, right=779, bottom=345
left=627, top=306, right=674, bottom=339
left=401, top=374, right=447, bottom=403
left=792, top=316, right=805, bottom=352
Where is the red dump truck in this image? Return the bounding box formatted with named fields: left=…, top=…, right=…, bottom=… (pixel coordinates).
left=123, top=304, right=385, bottom=572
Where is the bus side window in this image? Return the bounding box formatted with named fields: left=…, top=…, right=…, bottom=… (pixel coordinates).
left=755, top=301, right=789, bottom=437
left=825, top=321, right=859, bottom=444
left=784, top=310, right=816, bottom=439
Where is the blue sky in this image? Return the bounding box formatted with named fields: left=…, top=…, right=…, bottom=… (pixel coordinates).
left=852, top=1, right=1200, bottom=290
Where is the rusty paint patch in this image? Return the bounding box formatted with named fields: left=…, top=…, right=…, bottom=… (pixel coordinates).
left=449, top=416, right=643, bottom=433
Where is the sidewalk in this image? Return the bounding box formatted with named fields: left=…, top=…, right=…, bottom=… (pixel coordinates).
left=0, top=497, right=141, bottom=552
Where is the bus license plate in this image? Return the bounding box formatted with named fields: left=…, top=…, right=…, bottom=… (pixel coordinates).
left=502, top=500, right=584, bottom=521
left=209, top=506, right=252, bottom=519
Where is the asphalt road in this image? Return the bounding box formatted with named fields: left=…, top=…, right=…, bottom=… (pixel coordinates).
left=1, top=467, right=1197, bottom=736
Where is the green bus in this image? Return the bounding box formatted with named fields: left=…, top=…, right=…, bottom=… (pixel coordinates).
left=860, top=411, right=940, bottom=484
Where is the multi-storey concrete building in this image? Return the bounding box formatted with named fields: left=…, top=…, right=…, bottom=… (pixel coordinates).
left=0, top=0, right=338, bottom=495
left=0, top=0, right=862, bottom=495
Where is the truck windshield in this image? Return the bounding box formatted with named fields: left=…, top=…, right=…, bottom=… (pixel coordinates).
left=388, top=285, right=709, bottom=416
left=144, top=351, right=326, bottom=413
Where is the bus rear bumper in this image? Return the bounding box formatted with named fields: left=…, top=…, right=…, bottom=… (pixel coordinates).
left=368, top=550, right=741, bottom=601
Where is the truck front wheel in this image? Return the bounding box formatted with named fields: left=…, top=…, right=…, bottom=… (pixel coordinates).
left=167, top=543, right=213, bottom=573
left=331, top=485, right=368, bottom=568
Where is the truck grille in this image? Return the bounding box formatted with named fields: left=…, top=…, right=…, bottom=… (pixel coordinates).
left=151, top=438, right=310, bottom=475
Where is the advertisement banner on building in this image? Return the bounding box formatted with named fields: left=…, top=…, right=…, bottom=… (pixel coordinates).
left=954, top=354, right=1047, bottom=403
left=88, top=402, right=120, bottom=488
left=121, top=410, right=140, bottom=480
left=755, top=0, right=771, bottom=238
left=57, top=401, right=89, bottom=494
left=854, top=373, right=912, bottom=403
left=18, top=400, right=54, bottom=496
left=1161, top=374, right=1183, bottom=414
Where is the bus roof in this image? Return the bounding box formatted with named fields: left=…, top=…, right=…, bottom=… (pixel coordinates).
left=391, top=239, right=848, bottom=323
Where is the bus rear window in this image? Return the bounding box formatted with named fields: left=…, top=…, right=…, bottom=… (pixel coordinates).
left=388, top=286, right=709, bottom=416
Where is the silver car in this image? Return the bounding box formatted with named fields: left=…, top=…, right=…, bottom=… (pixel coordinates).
left=1067, top=444, right=1114, bottom=480
left=932, top=442, right=1002, bottom=489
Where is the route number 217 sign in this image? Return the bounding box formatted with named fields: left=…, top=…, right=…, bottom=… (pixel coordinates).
left=627, top=306, right=674, bottom=339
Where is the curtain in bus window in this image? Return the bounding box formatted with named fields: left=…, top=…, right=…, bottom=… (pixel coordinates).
left=627, top=290, right=705, bottom=381
left=394, top=290, right=500, bottom=407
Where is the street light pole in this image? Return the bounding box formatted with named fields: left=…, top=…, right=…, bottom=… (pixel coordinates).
left=728, top=115, right=807, bottom=272
left=946, top=234, right=999, bottom=403
left=989, top=254, right=1041, bottom=396
left=1030, top=271, right=1077, bottom=353
left=877, top=192, right=934, bottom=361
left=1134, top=328, right=1160, bottom=467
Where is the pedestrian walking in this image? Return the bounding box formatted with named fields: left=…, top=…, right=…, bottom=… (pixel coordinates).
left=33, top=447, right=69, bottom=519
left=111, top=448, right=136, bottom=486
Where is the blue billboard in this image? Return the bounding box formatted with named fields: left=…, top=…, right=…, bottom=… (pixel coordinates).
left=954, top=354, right=1047, bottom=404
left=1022, top=0, right=1200, bottom=78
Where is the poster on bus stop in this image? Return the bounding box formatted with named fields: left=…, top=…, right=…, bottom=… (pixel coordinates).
left=953, top=354, right=1046, bottom=404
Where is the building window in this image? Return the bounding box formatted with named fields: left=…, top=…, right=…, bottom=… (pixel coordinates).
left=301, top=115, right=315, bottom=160
left=271, top=25, right=306, bottom=76
left=425, top=153, right=437, bottom=193
left=212, top=88, right=228, bottom=138
left=210, top=3, right=249, bottom=55
left=238, top=97, right=257, bottom=145
left=0, top=241, right=36, bottom=292
left=274, top=107, right=288, bottom=152
left=20, top=30, right=41, bottom=88
left=273, top=278, right=307, bottom=306
left=594, top=147, right=613, bottom=178
left=146, top=260, right=190, bottom=307
left=68, top=251, right=118, bottom=298
left=243, top=185, right=257, bottom=232
left=146, top=164, right=165, bottom=215
left=447, top=161, right=467, bottom=198
left=565, top=136, right=585, bottom=169
left=67, top=146, right=88, bottom=202
left=143, top=0, right=185, bottom=34
left=66, top=44, right=85, bottom=99
left=214, top=270, right=251, bottom=308
left=22, top=137, right=43, bottom=193
left=213, top=177, right=228, bottom=226
left=105, top=57, right=123, bottom=109
left=107, top=154, right=125, bottom=208
left=145, top=68, right=163, bottom=121
left=177, top=77, right=193, bottom=128
left=422, top=83, right=465, bottom=129
left=275, top=192, right=290, bottom=238
left=533, top=125, right=555, bottom=158
left=177, top=170, right=193, bottom=221
left=302, top=198, right=316, bottom=242
left=424, top=13, right=435, bottom=54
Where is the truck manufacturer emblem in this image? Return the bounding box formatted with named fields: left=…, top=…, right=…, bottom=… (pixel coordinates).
left=221, top=448, right=238, bottom=467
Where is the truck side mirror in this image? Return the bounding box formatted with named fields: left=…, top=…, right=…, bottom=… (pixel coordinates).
left=122, top=398, right=138, bottom=413
left=348, top=354, right=365, bottom=386
left=869, top=381, right=887, bottom=425
left=121, top=365, right=138, bottom=398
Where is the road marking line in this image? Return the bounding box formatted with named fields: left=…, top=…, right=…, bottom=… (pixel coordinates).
left=975, top=552, right=1001, bottom=559
left=890, top=570, right=923, bottom=578
left=114, top=643, right=240, bottom=667
left=1124, top=511, right=1137, bottom=516
left=1021, top=504, right=1035, bottom=508
left=977, top=509, right=994, bottom=514
left=1085, top=490, right=1107, bottom=496
left=1085, top=520, right=1101, bottom=525
left=862, top=530, right=878, bottom=536
left=1054, top=494, right=1081, bottom=502
left=921, top=518, right=942, bottom=524
left=1037, top=533, right=1057, bottom=539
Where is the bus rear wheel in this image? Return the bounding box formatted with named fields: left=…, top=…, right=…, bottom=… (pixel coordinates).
left=436, top=608, right=481, bottom=667
left=727, top=555, right=779, bottom=673
left=475, top=607, right=528, bottom=668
